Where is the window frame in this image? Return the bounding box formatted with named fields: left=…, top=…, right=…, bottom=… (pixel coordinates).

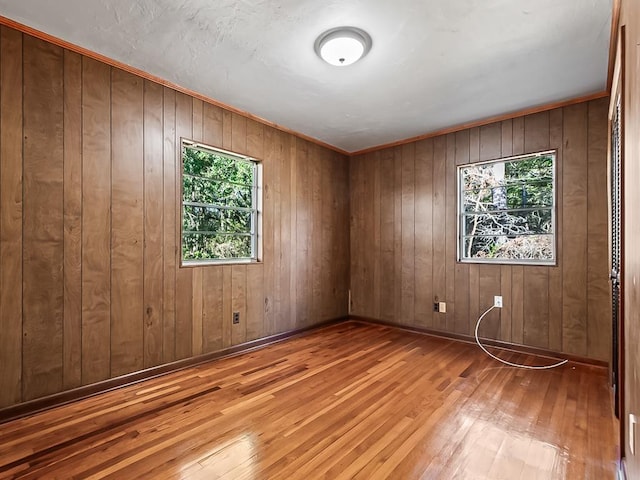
left=180, top=138, right=262, bottom=267
left=456, top=149, right=557, bottom=266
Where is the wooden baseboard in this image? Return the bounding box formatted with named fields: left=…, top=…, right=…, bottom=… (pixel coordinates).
left=0, top=317, right=347, bottom=424
left=348, top=316, right=609, bottom=369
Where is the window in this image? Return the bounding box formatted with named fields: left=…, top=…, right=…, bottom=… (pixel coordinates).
left=458, top=150, right=556, bottom=265
left=181, top=140, right=260, bottom=264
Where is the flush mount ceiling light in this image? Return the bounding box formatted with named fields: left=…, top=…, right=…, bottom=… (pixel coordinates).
left=314, top=27, right=372, bottom=66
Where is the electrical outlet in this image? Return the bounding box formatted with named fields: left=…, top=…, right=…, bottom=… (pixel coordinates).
left=494, top=295, right=503, bottom=308
left=631, top=413, right=638, bottom=455
left=232, top=311, right=240, bottom=324
left=438, top=302, right=447, bottom=313
left=433, top=302, right=439, bottom=312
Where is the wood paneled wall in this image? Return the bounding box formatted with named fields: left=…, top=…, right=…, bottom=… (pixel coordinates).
left=0, top=26, right=350, bottom=408
left=620, top=0, right=640, bottom=475
left=350, top=98, right=611, bottom=361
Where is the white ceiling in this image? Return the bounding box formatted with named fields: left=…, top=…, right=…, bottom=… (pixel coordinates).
left=0, top=0, right=612, bottom=153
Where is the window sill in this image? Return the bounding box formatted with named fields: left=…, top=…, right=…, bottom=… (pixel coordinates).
left=180, top=258, right=261, bottom=268
left=457, top=258, right=557, bottom=267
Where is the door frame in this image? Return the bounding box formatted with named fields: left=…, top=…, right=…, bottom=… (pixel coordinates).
left=608, top=23, right=625, bottom=461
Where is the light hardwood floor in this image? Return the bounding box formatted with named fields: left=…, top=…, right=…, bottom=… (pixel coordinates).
left=0, top=322, right=618, bottom=479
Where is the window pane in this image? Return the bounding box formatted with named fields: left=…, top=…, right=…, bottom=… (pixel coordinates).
left=504, top=156, right=553, bottom=182
left=183, top=205, right=252, bottom=234
left=183, top=148, right=254, bottom=185
left=464, top=185, right=552, bottom=212
left=183, top=176, right=253, bottom=209
left=463, top=234, right=553, bottom=261
left=182, top=233, right=252, bottom=261
left=463, top=209, right=553, bottom=236
left=505, top=183, right=553, bottom=209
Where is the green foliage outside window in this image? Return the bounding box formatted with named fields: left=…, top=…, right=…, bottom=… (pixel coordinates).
left=459, top=152, right=555, bottom=263
left=182, top=142, right=257, bottom=262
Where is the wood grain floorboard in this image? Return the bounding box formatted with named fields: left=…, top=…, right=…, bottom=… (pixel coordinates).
left=0, top=322, right=617, bottom=479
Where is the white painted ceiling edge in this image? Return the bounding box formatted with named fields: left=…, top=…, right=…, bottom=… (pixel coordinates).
left=0, top=0, right=612, bottom=153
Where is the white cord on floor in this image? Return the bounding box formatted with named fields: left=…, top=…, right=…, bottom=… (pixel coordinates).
left=474, top=305, right=568, bottom=370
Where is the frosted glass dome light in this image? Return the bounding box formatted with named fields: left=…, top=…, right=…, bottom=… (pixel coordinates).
left=315, top=27, right=372, bottom=66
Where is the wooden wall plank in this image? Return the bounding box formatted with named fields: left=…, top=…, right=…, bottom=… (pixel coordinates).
left=143, top=80, right=164, bottom=368
left=479, top=123, right=502, bottom=160
left=379, top=149, right=395, bottom=322
left=203, top=103, right=223, bottom=148
left=288, top=135, right=298, bottom=331
left=231, top=266, right=247, bottom=345
left=277, top=132, right=292, bottom=332
left=62, top=50, right=83, bottom=389
left=401, top=143, right=416, bottom=324
left=81, top=57, right=112, bottom=385
left=202, top=268, right=223, bottom=352
left=295, top=139, right=310, bottom=327
left=393, top=147, right=403, bottom=322
left=349, top=156, right=361, bottom=314
left=501, top=120, right=513, bottom=157
left=231, top=113, right=247, bottom=155
left=586, top=98, right=610, bottom=361
left=318, top=148, right=330, bottom=320
left=500, top=266, right=512, bottom=342
left=191, top=268, right=203, bottom=355
left=524, top=111, right=550, bottom=152
left=511, top=266, right=525, bottom=344
left=468, top=266, right=480, bottom=335
left=0, top=26, right=23, bottom=407
left=432, top=137, right=447, bottom=330
left=174, top=92, right=193, bottom=360
left=360, top=151, right=374, bottom=319
left=222, top=265, right=232, bottom=347
left=512, top=117, right=525, bottom=155
left=22, top=36, right=65, bottom=401
left=371, top=151, right=382, bottom=320
left=246, top=119, right=264, bottom=159
left=335, top=153, right=350, bottom=317
left=222, top=110, right=232, bottom=150
left=414, top=139, right=433, bottom=329
left=309, top=144, right=322, bottom=324
left=548, top=108, right=564, bottom=352
left=444, top=134, right=457, bottom=330
left=192, top=99, right=203, bottom=141
left=110, top=68, right=144, bottom=377
left=246, top=264, right=264, bottom=341
left=523, top=266, right=550, bottom=348
left=162, top=87, right=177, bottom=363
left=562, top=103, right=589, bottom=356
left=478, top=266, right=502, bottom=340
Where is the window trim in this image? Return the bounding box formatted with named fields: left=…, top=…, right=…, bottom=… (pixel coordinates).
left=456, top=149, right=557, bottom=266
left=180, top=138, right=262, bottom=267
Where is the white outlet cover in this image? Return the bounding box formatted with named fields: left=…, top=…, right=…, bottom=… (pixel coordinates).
left=494, top=296, right=503, bottom=308
left=439, top=302, right=447, bottom=314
